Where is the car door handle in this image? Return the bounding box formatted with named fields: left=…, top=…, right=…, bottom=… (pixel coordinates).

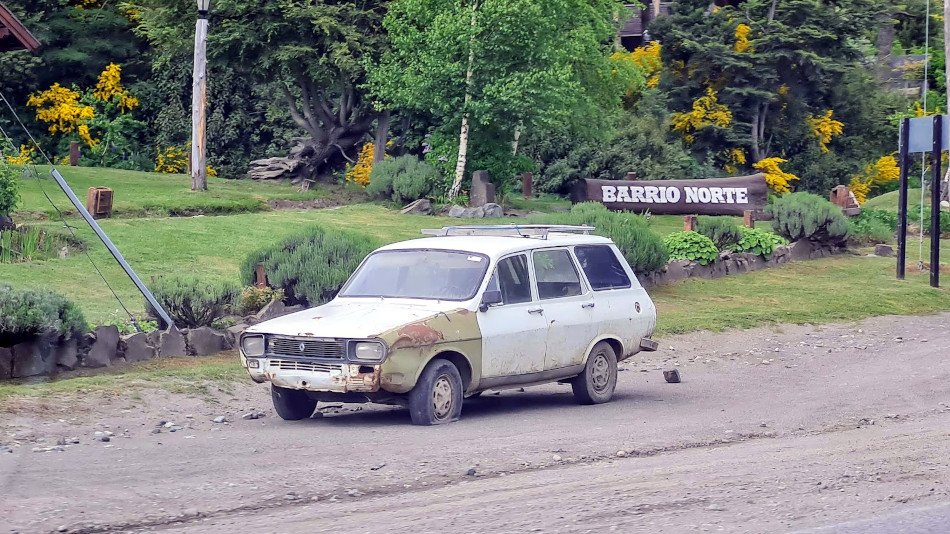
left=527, top=307, right=544, bottom=314
left=581, top=302, right=595, bottom=309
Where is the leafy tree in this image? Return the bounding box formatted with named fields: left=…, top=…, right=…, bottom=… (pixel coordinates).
left=370, top=0, right=638, bottom=198
left=127, top=0, right=389, bottom=179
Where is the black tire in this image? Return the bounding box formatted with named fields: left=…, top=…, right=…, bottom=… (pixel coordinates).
left=571, top=341, right=618, bottom=405
left=271, top=384, right=317, bottom=421
left=408, top=359, right=463, bottom=425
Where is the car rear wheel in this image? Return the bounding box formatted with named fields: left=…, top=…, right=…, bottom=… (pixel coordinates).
left=271, top=384, right=318, bottom=420
left=408, top=359, right=463, bottom=425
left=571, top=341, right=618, bottom=405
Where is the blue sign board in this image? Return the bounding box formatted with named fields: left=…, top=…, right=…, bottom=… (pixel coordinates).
left=907, top=115, right=950, bottom=153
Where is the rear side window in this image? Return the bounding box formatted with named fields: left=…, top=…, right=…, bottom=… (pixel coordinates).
left=574, top=245, right=632, bottom=291
left=533, top=249, right=583, bottom=299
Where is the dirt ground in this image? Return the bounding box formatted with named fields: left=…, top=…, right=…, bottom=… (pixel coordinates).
left=1, top=312, right=949, bottom=533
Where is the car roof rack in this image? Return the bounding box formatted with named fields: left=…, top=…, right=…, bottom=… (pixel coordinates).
left=421, top=224, right=595, bottom=239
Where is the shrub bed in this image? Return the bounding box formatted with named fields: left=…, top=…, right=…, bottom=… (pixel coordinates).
left=146, top=277, right=240, bottom=328
left=663, top=231, right=719, bottom=265
left=733, top=227, right=788, bottom=258
left=696, top=216, right=743, bottom=250
left=0, top=283, right=88, bottom=346
left=767, top=192, right=850, bottom=244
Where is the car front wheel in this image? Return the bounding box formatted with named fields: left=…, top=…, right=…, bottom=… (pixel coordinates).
left=408, top=359, right=463, bottom=425
left=271, top=384, right=318, bottom=420
left=571, top=341, right=618, bottom=405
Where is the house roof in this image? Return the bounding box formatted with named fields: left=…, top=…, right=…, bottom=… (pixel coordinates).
left=0, top=2, right=40, bottom=53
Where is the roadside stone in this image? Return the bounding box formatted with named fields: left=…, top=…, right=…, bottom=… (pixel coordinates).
left=461, top=206, right=486, bottom=218
left=254, top=300, right=293, bottom=322
left=55, top=337, right=80, bottom=371
left=768, top=245, right=791, bottom=265
left=789, top=240, right=816, bottom=262
left=400, top=199, right=433, bottom=216
left=447, top=205, right=466, bottom=218
left=158, top=326, right=187, bottom=358
left=186, top=327, right=226, bottom=356
left=617, top=450, right=627, bottom=457
left=663, top=369, right=681, bottom=383
left=12, top=334, right=58, bottom=377
left=121, top=333, right=156, bottom=363
left=707, top=503, right=726, bottom=511
left=84, top=325, right=120, bottom=368
left=213, top=416, right=227, bottom=424
left=482, top=202, right=504, bottom=218
left=663, top=260, right=690, bottom=284
left=225, top=324, right=247, bottom=348
left=874, top=244, right=894, bottom=257
left=242, top=412, right=260, bottom=420
left=0, top=346, right=13, bottom=379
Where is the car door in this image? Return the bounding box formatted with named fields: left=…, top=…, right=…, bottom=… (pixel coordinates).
left=477, top=254, right=547, bottom=378
left=531, top=248, right=598, bottom=372
left=573, top=244, right=654, bottom=358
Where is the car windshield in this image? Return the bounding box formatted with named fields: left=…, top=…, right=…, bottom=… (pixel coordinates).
left=339, top=249, right=490, bottom=301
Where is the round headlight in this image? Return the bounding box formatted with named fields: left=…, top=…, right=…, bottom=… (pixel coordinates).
left=352, top=341, right=385, bottom=363
left=241, top=335, right=265, bottom=357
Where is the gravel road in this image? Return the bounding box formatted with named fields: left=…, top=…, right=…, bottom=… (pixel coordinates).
left=1, top=312, right=949, bottom=534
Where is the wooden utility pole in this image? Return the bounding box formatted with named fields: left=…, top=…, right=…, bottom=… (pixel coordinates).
left=944, top=0, right=950, bottom=203
left=191, top=8, right=209, bottom=191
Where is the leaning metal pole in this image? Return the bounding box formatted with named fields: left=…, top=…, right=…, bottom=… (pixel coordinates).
left=49, top=168, right=175, bottom=328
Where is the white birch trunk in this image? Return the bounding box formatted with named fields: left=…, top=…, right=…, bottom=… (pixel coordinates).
left=511, top=121, right=523, bottom=156
left=448, top=3, right=478, bottom=200
left=191, top=18, right=209, bottom=191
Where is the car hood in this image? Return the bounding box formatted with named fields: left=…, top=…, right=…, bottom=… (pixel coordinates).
left=244, top=299, right=473, bottom=339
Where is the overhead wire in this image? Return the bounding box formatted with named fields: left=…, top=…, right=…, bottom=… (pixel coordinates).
left=0, top=89, right=141, bottom=331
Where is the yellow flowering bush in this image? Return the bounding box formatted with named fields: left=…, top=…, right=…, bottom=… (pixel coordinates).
left=93, top=63, right=139, bottom=112
left=73, top=0, right=102, bottom=7
left=671, top=88, right=732, bottom=144
left=345, top=142, right=376, bottom=187
left=155, top=146, right=189, bottom=174
left=723, top=147, right=746, bottom=174
left=611, top=42, right=662, bottom=89
left=734, top=24, right=752, bottom=53
left=808, top=110, right=844, bottom=153
left=847, top=155, right=900, bottom=204
left=27, top=83, right=94, bottom=135
left=753, top=157, right=799, bottom=194
left=3, top=145, right=35, bottom=165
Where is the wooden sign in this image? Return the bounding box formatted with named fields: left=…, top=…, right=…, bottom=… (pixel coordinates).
left=571, top=174, right=769, bottom=216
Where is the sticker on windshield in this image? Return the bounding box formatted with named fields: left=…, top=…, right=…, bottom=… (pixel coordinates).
left=467, top=256, right=482, bottom=262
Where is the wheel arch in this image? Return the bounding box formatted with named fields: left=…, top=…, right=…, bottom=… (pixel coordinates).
left=584, top=336, right=624, bottom=364
left=430, top=350, right=474, bottom=393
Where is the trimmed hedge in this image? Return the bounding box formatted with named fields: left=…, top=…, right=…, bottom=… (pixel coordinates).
left=767, top=192, right=850, bottom=244
left=0, top=283, right=88, bottom=346
left=241, top=225, right=376, bottom=306
left=146, top=277, right=239, bottom=328
left=696, top=216, right=743, bottom=250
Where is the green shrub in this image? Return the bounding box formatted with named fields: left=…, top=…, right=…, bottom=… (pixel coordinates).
left=696, top=216, right=743, bottom=250
left=848, top=210, right=894, bottom=246
left=146, top=277, right=239, bottom=328
left=0, top=283, right=88, bottom=346
left=0, top=158, right=20, bottom=217
left=920, top=207, right=950, bottom=236
left=663, top=231, right=719, bottom=265
left=733, top=227, right=788, bottom=258
left=367, top=155, right=440, bottom=204
left=858, top=208, right=898, bottom=232
left=238, top=286, right=285, bottom=315
left=534, top=202, right=668, bottom=274
left=766, top=192, right=850, bottom=244
left=241, top=225, right=376, bottom=306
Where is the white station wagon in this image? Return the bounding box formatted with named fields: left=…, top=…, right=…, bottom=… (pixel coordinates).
left=240, top=224, right=658, bottom=425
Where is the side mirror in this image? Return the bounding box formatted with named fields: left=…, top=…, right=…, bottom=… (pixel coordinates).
left=479, top=290, right=503, bottom=312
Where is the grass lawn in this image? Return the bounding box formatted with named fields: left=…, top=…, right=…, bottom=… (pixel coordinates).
left=13, top=165, right=336, bottom=219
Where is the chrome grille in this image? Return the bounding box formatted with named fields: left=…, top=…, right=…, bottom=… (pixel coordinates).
left=268, top=360, right=341, bottom=373
left=268, top=337, right=345, bottom=359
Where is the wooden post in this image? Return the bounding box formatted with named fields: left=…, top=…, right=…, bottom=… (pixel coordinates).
left=255, top=263, right=268, bottom=289
left=190, top=15, right=209, bottom=191
left=625, top=172, right=639, bottom=181
left=683, top=215, right=697, bottom=232
left=522, top=172, right=533, bottom=199
left=743, top=210, right=755, bottom=228
left=69, top=142, right=79, bottom=166
left=897, top=118, right=910, bottom=280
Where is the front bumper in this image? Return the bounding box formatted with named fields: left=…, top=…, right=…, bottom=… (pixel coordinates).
left=242, top=354, right=380, bottom=393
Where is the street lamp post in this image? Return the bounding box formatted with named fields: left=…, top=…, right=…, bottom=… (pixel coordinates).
left=191, top=0, right=210, bottom=191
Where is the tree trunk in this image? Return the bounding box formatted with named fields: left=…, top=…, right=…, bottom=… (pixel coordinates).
left=875, top=9, right=896, bottom=84
left=511, top=121, right=523, bottom=156
left=750, top=103, right=764, bottom=162
left=373, top=109, right=390, bottom=165
left=448, top=2, right=479, bottom=200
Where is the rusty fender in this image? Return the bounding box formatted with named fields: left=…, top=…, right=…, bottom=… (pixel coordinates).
left=375, top=308, right=482, bottom=394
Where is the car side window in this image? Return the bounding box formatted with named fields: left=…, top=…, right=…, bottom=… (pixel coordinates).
left=533, top=249, right=583, bottom=300
left=486, top=254, right=532, bottom=305
left=574, top=245, right=632, bottom=291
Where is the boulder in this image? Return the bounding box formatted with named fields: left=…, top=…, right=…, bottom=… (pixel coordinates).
left=447, top=205, right=466, bottom=218
left=187, top=327, right=226, bottom=356
left=158, top=326, right=187, bottom=358
left=0, top=346, right=13, bottom=379
left=225, top=324, right=248, bottom=348
left=12, top=335, right=58, bottom=378
left=460, top=206, right=486, bottom=219
left=84, top=325, right=120, bottom=369
left=122, top=333, right=156, bottom=363
left=254, top=300, right=292, bottom=322
left=788, top=240, right=815, bottom=262
left=483, top=203, right=504, bottom=218
left=662, top=260, right=690, bottom=284
left=400, top=199, right=433, bottom=216
left=874, top=244, right=894, bottom=257
left=55, top=338, right=80, bottom=371
left=469, top=170, right=496, bottom=207
left=768, top=245, right=791, bottom=265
